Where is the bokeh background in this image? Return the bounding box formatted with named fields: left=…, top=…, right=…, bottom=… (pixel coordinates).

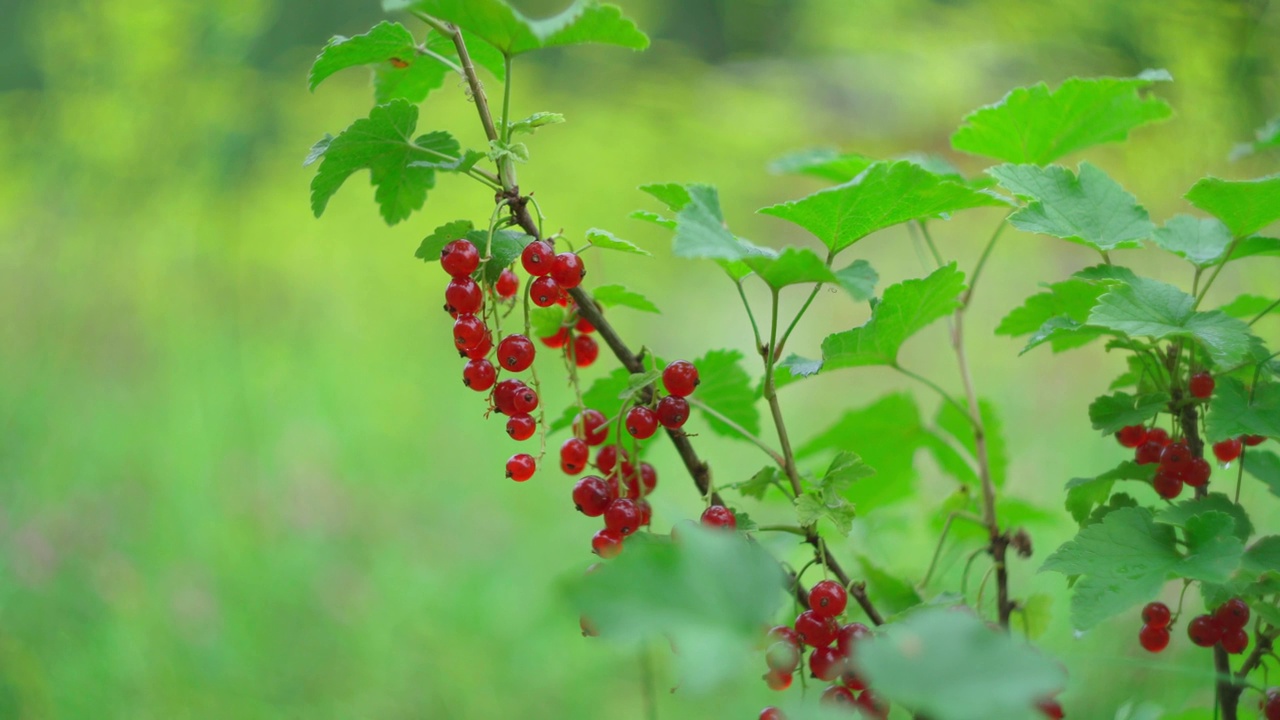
left=2, top=0, right=1279, bottom=718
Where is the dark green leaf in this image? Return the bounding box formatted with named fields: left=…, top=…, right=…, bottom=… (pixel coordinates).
left=529, top=306, right=565, bottom=339
left=834, top=259, right=878, bottom=301
left=1063, top=461, right=1154, bottom=525
left=310, top=22, right=422, bottom=91
left=733, top=466, right=785, bottom=501
left=415, top=219, right=475, bottom=261
left=1181, top=512, right=1246, bottom=581
left=759, top=161, right=1008, bottom=253
left=934, top=400, right=1007, bottom=488
left=1245, top=450, right=1280, bottom=499
left=1151, top=215, right=1234, bottom=266
left=387, top=0, right=649, bottom=56
left=996, top=279, right=1104, bottom=337
left=950, top=72, right=1172, bottom=165
left=692, top=350, right=760, bottom=438
left=586, top=228, right=650, bottom=256
left=743, top=246, right=838, bottom=289
left=1088, top=391, right=1171, bottom=434
left=1218, top=294, right=1280, bottom=320
left=592, top=284, right=660, bottom=314
left=372, top=32, right=456, bottom=103
left=1206, top=377, right=1280, bottom=442
left=989, top=163, right=1153, bottom=252
left=466, top=229, right=530, bottom=283
left=1185, top=175, right=1280, bottom=237
left=1156, top=493, right=1254, bottom=543
left=1073, top=264, right=1139, bottom=283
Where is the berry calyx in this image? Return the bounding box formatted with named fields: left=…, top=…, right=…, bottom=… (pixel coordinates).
left=462, top=358, right=496, bottom=392
left=794, top=609, right=837, bottom=648
left=626, top=406, right=659, bottom=439
left=1213, top=438, right=1243, bottom=464
left=1189, top=371, right=1215, bottom=399
left=453, top=315, right=489, bottom=352
left=1139, top=624, right=1170, bottom=653
left=444, top=277, right=483, bottom=315
left=820, top=685, right=856, bottom=708
left=1187, top=614, right=1223, bottom=647
left=495, top=268, right=519, bottom=298
left=1141, top=601, right=1171, bottom=628
left=1214, top=598, right=1250, bottom=630
left=809, top=645, right=845, bottom=681
left=656, top=395, right=690, bottom=429
left=700, top=504, right=736, bottom=530
left=570, top=334, right=599, bottom=368
left=1222, top=628, right=1249, bottom=654
left=1153, top=470, right=1183, bottom=500
left=591, top=528, right=623, bottom=558
left=550, top=252, right=585, bottom=289
left=560, top=438, right=589, bottom=475
left=440, top=239, right=479, bottom=278
left=809, top=580, right=849, bottom=618
left=763, top=670, right=792, bottom=691
left=604, top=498, right=642, bottom=536
left=1183, top=456, right=1211, bottom=488
left=662, top=360, right=700, bottom=397
left=765, top=640, right=800, bottom=674
left=520, top=240, right=554, bottom=276
left=1116, top=424, right=1147, bottom=448
left=506, top=413, right=537, bottom=441
left=572, top=476, right=611, bottom=517
left=574, top=409, right=609, bottom=446
left=505, top=453, right=536, bottom=482
left=529, top=276, right=560, bottom=307
left=496, top=334, right=536, bottom=372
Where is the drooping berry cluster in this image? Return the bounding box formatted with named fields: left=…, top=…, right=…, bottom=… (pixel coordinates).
left=1116, top=422, right=1267, bottom=499
left=1137, top=601, right=1172, bottom=652
left=1137, top=598, right=1253, bottom=655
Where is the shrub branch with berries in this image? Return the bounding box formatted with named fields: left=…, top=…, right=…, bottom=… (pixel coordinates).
left=305, top=2, right=1280, bottom=718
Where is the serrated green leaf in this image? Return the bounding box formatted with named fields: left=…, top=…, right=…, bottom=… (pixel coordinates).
left=591, top=284, right=660, bottom=314
left=768, top=148, right=875, bottom=183
left=508, top=111, right=565, bottom=136
left=1185, top=175, right=1280, bottom=237
left=628, top=209, right=675, bottom=230
left=1181, top=512, right=1246, bottom=581
left=934, top=400, right=1007, bottom=488
left=619, top=370, right=662, bottom=403
left=641, top=184, right=756, bottom=261
left=387, top=0, right=649, bottom=56
left=996, top=279, right=1104, bottom=337
left=742, top=246, right=837, bottom=289
left=1088, top=391, right=1171, bottom=435
left=1063, top=461, right=1154, bottom=525
left=759, top=161, right=1008, bottom=254
left=529, top=306, right=565, bottom=339
left=821, top=263, right=966, bottom=369
left=415, top=219, right=475, bottom=261
left=586, top=228, right=650, bottom=256
left=856, top=556, right=922, bottom=617
left=989, top=163, right=1153, bottom=252
left=834, top=259, right=877, bottom=301
left=692, top=350, right=760, bottom=438
left=372, top=33, right=455, bottom=103
left=1151, top=215, right=1234, bottom=266
left=1245, top=450, right=1280, bottom=498
left=794, top=492, right=856, bottom=536
left=1206, top=377, right=1280, bottom=442
left=950, top=73, right=1172, bottom=165
left=1018, top=316, right=1109, bottom=356
left=1086, top=276, right=1259, bottom=366
left=1218, top=294, right=1280, bottom=320
left=733, top=466, right=785, bottom=501
left=1088, top=492, right=1140, bottom=526
left=1074, top=264, right=1140, bottom=283
left=467, top=229, right=531, bottom=283
left=854, top=609, right=1067, bottom=720
left=310, top=22, right=421, bottom=91
left=1227, top=235, right=1280, bottom=261
left=1242, top=536, right=1280, bottom=576
left=309, top=101, right=473, bottom=225
left=817, top=452, right=876, bottom=494
left=1156, top=493, right=1254, bottom=543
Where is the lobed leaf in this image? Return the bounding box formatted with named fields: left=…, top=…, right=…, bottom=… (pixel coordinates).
left=1245, top=450, right=1280, bottom=499
left=834, top=259, right=878, bottom=301
left=1218, top=294, right=1280, bottom=320
left=1063, top=461, right=1154, bottom=525
left=1155, top=493, right=1254, bottom=543
left=743, top=246, right=838, bottom=289
left=989, top=162, right=1153, bottom=252
left=1185, top=175, right=1280, bottom=238
left=591, top=284, right=660, bottom=314
left=386, top=0, right=649, bottom=56
left=1088, top=391, right=1171, bottom=435
left=415, top=219, right=475, bottom=261
left=1206, top=377, right=1280, bottom=442
left=586, top=228, right=650, bottom=256
left=691, top=350, right=760, bottom=438
left=1150, top=215, right=1234, bottom=266
left=640, top=183, right=759, bottom=261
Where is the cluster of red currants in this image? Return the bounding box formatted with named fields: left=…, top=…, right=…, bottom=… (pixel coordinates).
left=1138, top=598, right=1252, bottom=654
left=756, top=580, right=889, bottom=719
left=1115, top=422, right=1266, bottom=500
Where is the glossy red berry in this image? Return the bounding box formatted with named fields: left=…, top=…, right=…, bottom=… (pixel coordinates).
left=520, top=240, right=554, bottom=276
left=809, top=645, right=845, bottom=681
left=1139, top=624, right=1170, bottom=653
left=1188, top=614, right=1224, bottom=647
left=540, top=326, right=571, bottom=349
left=496, top=334, right=535, bottom=372
left=765, top=640, right=801, bottom=674
left=445, top=277, right=483, bottom=315
left=505, top=453, right=536, bottom=482
left=759, top=708, right=785, bottom=720
left=626, top=406, right=659, bottom=439
left=1189, top=371, right=1215, bottom=399
left=530, top=276, right=560, bottom=307
left=575, top=315, right=595, bottom=333
left=1159, top=441, right=1192, bottom=476
left=1142, top=601, right=1171, bottom=628
left=512, top=386, right=539, bottom=414
left=495, top=268, right=519, bottom=298
left=604, top=498, right=642, bottom=536
left=1135, top=440, right=1164, bottom=465
left=1245, top=435, right=1267, bottom=446
left=1153, top=470, right=1183, bottom=500
left=636, top=499, right=652, bottom=527
left=464, top=331, right=493, bottom=360
left=836, top=622, right=872, bottom=656
left=662, top=360, right=700, bottom=397
left=1222, top=628, right=1249, bottom=654
left=550, top=252, right=586, bottom=289
left=639, top=462, right=658, bottom=496
left=595, top=445, right=626, bottom=474
left=574, top=409, right=609, bottom=446
left=1183, top=457, right=1211, bottom=488
left=570, top=334, right=599, bottom=368
left=440, top=239, right=479, bottom=278
left=763, top=670, right=792, bottom=691
left=700, top=504, right=736, bottom=530
left=656, top=395, right=690, bottom=429
left=1116, top=424, right=1148, bottom=448
left=1213, top=438, right=1243, bottom=463
left=1215, top=598, right=1250, bottom=630
left=809, top=580, right=848, bottom=618
left=820, top=685, right=856, bottom=708
left=1037, top=699, right=1065, bottom=719
left=506, top=413, right=537, bottom=441
left=453, top=314, right=488, bottom=352
left=1265, top=692, right=1280, bottom=720
left=573, top=476, right=611, bottom=517
left=560, top=438, right=589, bottom=475
left=462, top=358, right=496, bottom=392
left=492, top=378, right=525, bottom=415
left=1147, top=428, right=1170, bottom=445
left=794, top=610, right=837, bottom=648
left=591, top=528, right=623, bottom=558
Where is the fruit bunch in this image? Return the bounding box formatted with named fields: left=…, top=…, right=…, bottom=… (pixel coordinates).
left=1137, top=597, right=1254, bottom=655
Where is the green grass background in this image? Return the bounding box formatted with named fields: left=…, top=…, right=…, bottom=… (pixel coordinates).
left=1, top=0, right=1278, bottom=717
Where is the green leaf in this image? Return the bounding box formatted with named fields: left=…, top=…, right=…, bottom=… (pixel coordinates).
left=834, top=259, right=878, bottom=301
left=387, top=0, right=649, bottom=56
left=743, top=247, right=838, bottom=289
left=372, top=32, right=455, bottom=103
left=733, top=466, right=785, bottom=501
left=821, top=263, right=966, bottom=369
left=467, top=229, right=531, bottom=283
left=989, top=163, right=1153, bottom=252
left=1227, top=235, right=1280, bottom=261
left=1018, top=316, right=1108, bottom=356
left=309, top=100, right=473, bottom=225
left=1231, top=117, right=1280, bottom=160
left=1206, top=377, right=1280, bottom=442
left=1086, top=276, right=1258, bottom=367
left=1151, top=215, right=1234, bottom=266
left=641, top=184, right=756, bottom=261
left=1181, top=512, right=1246, bottom=581
left=934, top=400, right=1008, bottom=488
left=564, top=529, right=784, bottom=692
left=591, top=284, right=660, bottom=314
left=628, top=209, right=675, bottom=230
left=778, top=354, right=823, bottom=380
left=1155, top=493, right=1254, bottom=543
left=759, top=161, right=1008, bottom=254
left=310, top=22, right=423, bottom=91
left=856, top=556, right=922, bottom=617
left=586, top=228, right=650, bottom=256
left=996, top=279, right=1104, bottom=337
left=692, top=350, right=760, bottom=438
left=1063, top=461, right=1154, bottom=525
left=1018, top=593, right=1054, bottom=640
left=794, top=492, right=856, bottom=536
left=529, top=306, right=565, bottom=339
left=817, top=452, right=876, bottom=494
left=508, top=111, right=564, bottom=136
left=950, top=72, right=1172, bottom=165
left=854, top=609, right=1067, bottom=720
left=1074, top=264, right=1140, bottom=283
left=768, top=148, right=876, bottom=184
left=1241, top=535, right=1280, bottom=576
left=1088, top=391, right=1171, bottom=435
left=1185, top=175, right=1280, bottom=237
left=619, top=370, right=663, bottom=404
left=415, top=219, right=475, bottom=261
left=1218, top=294, right=1280, bottom=320
left=1245, top=450, right=1280, bottom=499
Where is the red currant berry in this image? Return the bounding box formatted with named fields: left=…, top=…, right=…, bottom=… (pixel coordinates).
left=492, top=378, right=525, bottom=415
left=505, top=453, right=536, bottom=482
left=1116, top=424, right=1148, bottom=448
left=765, top=641, right=800, bottom=674
left=1213, top=438, right=1243, bottom=463
left=662, top=360, right=700, bottom=397
left=1188, top=614, right=1224, bottom=647
left=820, top=685, right=856, bottom=708
left=540, top=327, right=571, bottom=349
left=810, top=645, right=846, bottom=681
left=857, top=690, right=890, bottom=719
left=763, top=670, right=792, bottom=691
left=1245, top=435, right=1267, bottom=446
left=809, top=580, right=848, bottom=618
left=572, top=476, right=611, bottom=516
left=453, top=314, right=488, bottom=352
left=1037, top=699, right=1065, bottom=720
left=529, top=276, right=560, bottom=307
left=1141, top=601, right=1171, bottom=628
left=444, top=277, right=483, bottom=315
left=496, top=334, right=535, bottom=372
left=1147, top=428, right=1171, bottom=445
left=464, top=331, right=493, bottom=360
left=603, top=473, right=621, bottom=502
left=626, top=406, right=659, bottom=439
left=560, top=438, right=589, bottom=475
left=656, top=395, right=690, bottom=429
left=1183, top=456, right=1211, bottom=488
left=1159, top=441, right=1192, bottom=476
left=604, top=498, right=642, bottom=536
left=575, top=315, right=595, bottom=333
left=591, top=528, right=623, bottom=558
left=570, top=334, right=599, bottom=368
left=512, top=386, right=539, bottom=414
left=1153, top=470, right=1183, bottom=500
left=767, top=625, right=800, bottom=647
left=700, top=504, right=736, bottom=530
left=1135, top=440, right=1164, bottom=465
left=1266, top=693, right=1280, bottom=720
left=462, top=358, right=496, bottom=392
left=440, top=239, right=479, bottom=278
left=520, top=240, right=554, bottom=276
left=836, top=622, right=872, bottom=656
left=1189, top=371, right=1215, bottom=399
left=574, top=409, right=609, bottom=446
left=636, top=499, right=652, bottom=527
left=495, top=268, right=519, bottom=298
left=1215, top=598, right=1250, bottom=630
left=639, top=462, right=658, bottom=496
left=1139, top=624, right=1170, bottom=652
left=794, top=610, right=837, bottom=648
left=595, top=445, right=626, bottom=473
left=550, top=252, right=586, bottom=289
left=506, top=413, right=537, bottom=441
left=759, top=708, right=785, bottom=720
left=842, top=670, right=866, bottom=691
left=1222, top=628, right=1249, bottom=654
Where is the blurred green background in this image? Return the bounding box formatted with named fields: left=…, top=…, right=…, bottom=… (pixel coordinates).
left=2, top=0, right=1279, bottom=718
